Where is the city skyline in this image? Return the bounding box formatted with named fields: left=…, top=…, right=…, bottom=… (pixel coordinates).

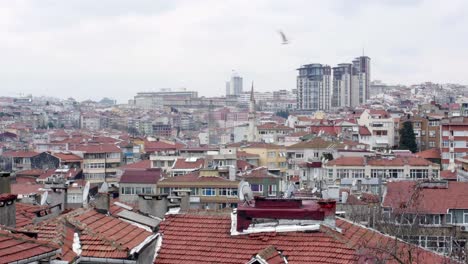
left=1, top=0, right=467, bottom=103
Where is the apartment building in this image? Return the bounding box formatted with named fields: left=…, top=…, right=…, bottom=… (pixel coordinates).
left=440, top=117, right=468, bottom=170
left=296, top=64, right=332, bottom=111
left=324, top=155, right=440, bottom=194
left=72, top=144, right=122, bottom=183
left=358, top=109, right=395, bottom=150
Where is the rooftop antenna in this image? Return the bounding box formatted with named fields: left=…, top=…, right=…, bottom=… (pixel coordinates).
left=238, top=180, right=254, bottom=206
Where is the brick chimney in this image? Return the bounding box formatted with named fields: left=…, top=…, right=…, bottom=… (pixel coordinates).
left=0, top=194, right=17, bottom=227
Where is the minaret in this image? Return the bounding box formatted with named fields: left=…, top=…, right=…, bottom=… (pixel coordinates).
left=247, top=82, right=257, bottom=142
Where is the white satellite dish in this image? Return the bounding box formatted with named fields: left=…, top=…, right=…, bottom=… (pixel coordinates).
left=238, top=181, right=254, bottom=206
left=40, top=191, right=49, bottom=205
left=99, top=182, right=108, bottom=193
left=312, top=187, right=318, bottom=193
left=284, top=183, right=296, bottom=198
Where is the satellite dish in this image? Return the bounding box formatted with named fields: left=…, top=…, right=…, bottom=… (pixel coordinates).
left=284, top=183, right=296, bottom=198
left=99, top=182, right=108, bottom=193
left=238, top=181, right=254, bottom=206
left=312, top=187, right=318, bottom=193
left=40, top=191, right=49, bottom=205
left=352, top=179, right=357, bottom=187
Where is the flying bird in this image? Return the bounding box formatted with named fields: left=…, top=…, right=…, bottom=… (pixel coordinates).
left=278, top=30, right=289, bottom=45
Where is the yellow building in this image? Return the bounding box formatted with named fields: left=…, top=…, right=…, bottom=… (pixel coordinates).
left=238, top=143, right=287, bottom=176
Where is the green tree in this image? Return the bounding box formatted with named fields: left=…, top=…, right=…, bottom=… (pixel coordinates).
left=399, top=121, right=417, bottom=153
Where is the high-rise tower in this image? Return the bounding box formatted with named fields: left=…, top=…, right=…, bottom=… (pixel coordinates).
left=296, top=64, right=332, bottom=111
left=350, top=56, right=371, bottom=107
left=332, top=63, right=352, bottom=108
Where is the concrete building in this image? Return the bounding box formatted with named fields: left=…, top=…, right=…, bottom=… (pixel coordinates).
left=332, top=63, right=352, bottom=108
left=324, top=155, right=440, bottom=195
left=296, top=64, right=332, bottom=111
left=350, top=56, right=371, bottom=106
left=226, top=72, right=243, bottom=96
left=440, top=116, right=468, bottom=170
left=358, top=109, right=395, bottom=150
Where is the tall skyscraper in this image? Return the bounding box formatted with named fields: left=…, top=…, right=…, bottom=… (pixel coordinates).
left=351, top=56, right=371, bottom=107
left=332, top=63, right=352, bottom=108
left=226, top=72, right=243, bottom=96
left=331, top=56, right=371, bottom=108
left=296, top=64, right=332, bottom=111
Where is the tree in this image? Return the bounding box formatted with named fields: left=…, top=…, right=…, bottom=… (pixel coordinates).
left=399, top=121, right=417, bottom=153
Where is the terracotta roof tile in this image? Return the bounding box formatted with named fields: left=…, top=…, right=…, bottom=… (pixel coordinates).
left=120, top=168, right=162, bottom=184
left=0, top=230, right=59, bottom=264
left=416, top=148, right=441, bottom=160
left=172, top=158, right=204, bottom=170
left=382, top=181, right=468, bottom=214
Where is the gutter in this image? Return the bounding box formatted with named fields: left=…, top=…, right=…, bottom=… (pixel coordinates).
left=8, top=249, right=61, bottom=264
left=79, top=257, right=136, bottom=264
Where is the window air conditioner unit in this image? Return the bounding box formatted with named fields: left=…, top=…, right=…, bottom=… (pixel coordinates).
left=460, top=225, right=468, bottom=232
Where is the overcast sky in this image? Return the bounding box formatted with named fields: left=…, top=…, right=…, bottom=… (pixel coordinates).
left=0, top=0, right=467, bottom=103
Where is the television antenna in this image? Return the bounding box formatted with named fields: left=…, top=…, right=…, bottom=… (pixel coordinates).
left=238, top=180, right=254, bottom=206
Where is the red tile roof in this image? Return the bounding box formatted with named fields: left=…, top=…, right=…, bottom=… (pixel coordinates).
left=0, top=230, right=59, bottom=264
left=172, top=158, right=205, bottom=170
left=327, top=157, right=365, bottom=166
left=26, top=208, right=153, bottom=260
left=120, top=168, right=163, bottom=184
left=382, top=181, right=468, bottom=214
left=1, top=150, right=40, bottom=158
left=358, top=126, right=371, bottom=136
left=156, top=214, right=357, bottom=264
left=52, top=152, right=83, bottom=162
left=70, top=143, right=121, bottom=153
left=335, top=218, right=450, bottom=263
left=237, top=151, right=260, bottom=159
left=119, top=159, right=152, bottom=170
left=145, top=140, right=184, bottom=153
left=416, top=148, right=441, bottom=160
left=440, top=170, right=457, bottom=180
left=15, top=203, right=48, bottom=228
left=10, top=183, right=44, bottom=195
left=15, top=169, right=45, bottom=177
left=240, top=167, right=279, bottom=179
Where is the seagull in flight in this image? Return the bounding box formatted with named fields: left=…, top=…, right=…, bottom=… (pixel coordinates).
left=278, top=30, right=289, bottom=45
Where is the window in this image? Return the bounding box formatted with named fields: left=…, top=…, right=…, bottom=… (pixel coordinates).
left=107, top=153, right=120, bottom=159
left=429, top=120, right=440, bottom=126
left=268, top=151, right=276, bottom=158
left=419, top=215, right=441, bottom=225
left=410, top=169, right=428, bottom=179
left=314, top=152, right=319, bottom=158
left=429, top=141, right=435, bottom=148
left=295, top=153, right=304, bottom=159
left=251, top=184, right=263, bottom=192
left=455, top=141, right=466, bottom=148
left=442, top=131, right=449, bottom=136
left=421, top=130, right=426, bottom=136
left=220, top=188, right=238, bottom=196
left=202, top=188, right=216, bottom=196
left=337, top=169, right=349, bottom=179
left=442, top=140, right=449, bottom=147
left=447, top=209, right=468, bottom=224
left=429, top=131, right=436, bottom=138
left=268, top=185, right=277, bottom=196
left=328, top=169, right=333, bottom=180
left=267, top=162, right=276, bottom=168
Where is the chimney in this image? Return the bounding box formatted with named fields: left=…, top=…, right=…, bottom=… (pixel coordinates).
left=95, top=192, right=110, bottom=214
left=174, top=190, right=191, bottom=212
left=0, top=194, right=17, bottom=227
left=0, top=172, right=11, bottom=194
left=49, top=186, right=68, bottom=212
left=138, top=194, right=169, bottom=218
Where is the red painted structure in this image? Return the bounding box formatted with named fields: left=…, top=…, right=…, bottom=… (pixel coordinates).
left=236, top=196, right=336, bottom=232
